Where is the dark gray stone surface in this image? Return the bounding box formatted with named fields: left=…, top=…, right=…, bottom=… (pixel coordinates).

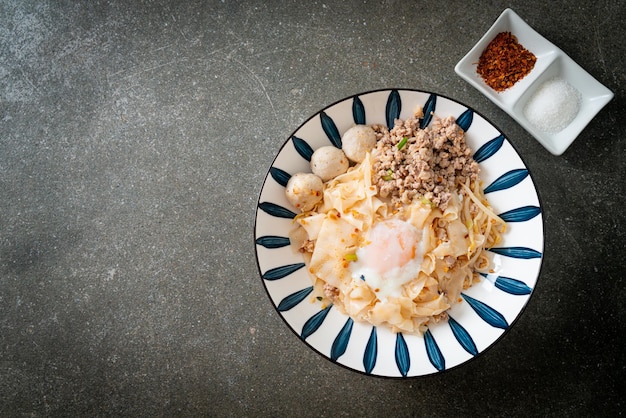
left=1, top=0, right=624, bottom=416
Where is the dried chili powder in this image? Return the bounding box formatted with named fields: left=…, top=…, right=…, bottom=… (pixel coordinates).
left=477, top=32, right=536, bottom=92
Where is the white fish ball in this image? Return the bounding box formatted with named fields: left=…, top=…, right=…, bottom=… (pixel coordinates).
left=285, top=172, right=324, bottom=212
left=342, top=125, right=377, bottom=163
left=310, top=146, right=349, bottom=181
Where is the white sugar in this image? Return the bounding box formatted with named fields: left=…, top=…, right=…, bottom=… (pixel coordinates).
left=523, top=77, right=581, bottom=133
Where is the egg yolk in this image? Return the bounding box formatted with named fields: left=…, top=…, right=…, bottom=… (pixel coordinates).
left=359, top=219, right=421, bottom=273
left=350, top=219, right=424, bottom=301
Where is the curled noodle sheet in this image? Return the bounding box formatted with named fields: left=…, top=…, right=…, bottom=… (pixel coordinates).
left=318, top=153, right=387, bottom=231
left=298, top=153, right=385, bottom=288
left=307, top=216, right=358, bottom=289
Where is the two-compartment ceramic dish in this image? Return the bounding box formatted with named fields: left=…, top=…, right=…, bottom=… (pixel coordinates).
left=455, top=8, right=613, bottom=156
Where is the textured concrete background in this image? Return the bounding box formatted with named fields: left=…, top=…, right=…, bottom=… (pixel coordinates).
left=1, top=0, right=624, bottom=416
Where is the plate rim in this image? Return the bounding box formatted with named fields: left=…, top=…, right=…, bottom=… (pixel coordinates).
left=254, top=87, right=546, bottom=378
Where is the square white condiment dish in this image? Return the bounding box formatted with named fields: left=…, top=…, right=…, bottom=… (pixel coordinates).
left=455, top=8, right=614, bottom=156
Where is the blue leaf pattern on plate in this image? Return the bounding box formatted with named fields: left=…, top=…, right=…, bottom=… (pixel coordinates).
left=473, top=134, right=505, bottom=163
left=420, top=94, right=436, bottom=128
left=395, top=333, right=410, bottom=377
left=490, top=246, right=542, bottom=259
left=456, top=109, right=473, bottom=132
left=353, top=96, right=366, bottom=125
left=386, top=90, right=401, bottom=129
left=499, top=205, right=541, bottom=222
left=484, top=169, right=529, bottom=193
left=270, top=167, right=290, bottom=187
left=495, top=276, right=532, bottom=295
left=258, top=202, right=297, bottom=219
left=262, top=263, right=305, bottom=281
left=424, top=329, right=445, bottom=371
left=448, top=316, right=478, bottom=356
left=292, top=136, right=314, bottom=161
left=461, top=293, right=509, bottom=329
left=301, top=306, right=332, bottom=340
left=480, top=273, right=533, bottom=295
left=255, top=235, right=290, bottom=249
left=320, top=111, right=342, bottom=148
left=277, top=286, right=313, bottom=311
left=331, top=318, right=354, bottom=361
left=363, top=327, right=378, bottom=374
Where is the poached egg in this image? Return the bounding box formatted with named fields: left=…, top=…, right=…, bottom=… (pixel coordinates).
left=349, top=219, right=425, bottom=301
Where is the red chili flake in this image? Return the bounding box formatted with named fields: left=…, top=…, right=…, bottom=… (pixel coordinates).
left=476, top=31, right=537, bottom=92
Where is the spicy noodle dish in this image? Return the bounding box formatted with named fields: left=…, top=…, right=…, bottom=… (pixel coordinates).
left=285, top=108, right=505, bottom=336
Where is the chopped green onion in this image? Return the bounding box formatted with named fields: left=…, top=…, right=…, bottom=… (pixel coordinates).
left=343, top=253, right=358, bottom=262
left=420, top=196, right=436, bottom=208
left=397, top=137, right=409, bottom=150
left=316, top=296, right=323, bottom=301
left=382, top=169, right=394, bottom=181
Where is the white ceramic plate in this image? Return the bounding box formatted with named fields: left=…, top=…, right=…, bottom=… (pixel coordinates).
left=455, top=8, right=613, bottom=156
left=255, top=89, right=544, bottom=377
